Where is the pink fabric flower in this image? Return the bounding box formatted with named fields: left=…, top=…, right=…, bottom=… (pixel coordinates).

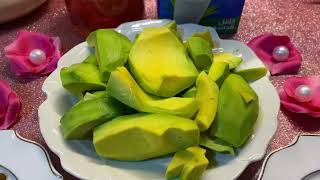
left=248, top=33, right=302, bottom=75
left=279, top=76, right=320, bottom=117
left=0, top=80, right=21, bottom=129
left=4, top=31, right=61, bottom=78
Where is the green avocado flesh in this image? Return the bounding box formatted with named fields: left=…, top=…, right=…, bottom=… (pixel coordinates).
left=128, top=26, right=198, bottom=97
left=182, top=87, right=197, bottom=98
left=82, top=54, right=97, bottom=65
left=107, top=67, right=198, bottom=118
left=60, top=93, right=130, bottom=139
left=60, top=63, right=105, bottom=95
left=200, top=135, right=235, bottom=155
left=93, top=113, right=200, bottom=161
left=82, top=91, right=108, bottom=101
left=208, top=61, right=230, bottom=87
left=187, top=37, right=213, bottom=70
left=86, top=29, right=132, bottom=81
left=210, top=74, right=259, bottom=147
left=166, top=146, right=209, bottom=180
left=191, top=31, right=214, bottom=48
left=194, top=72, right=219, bottom=132
left=165, top=21, right=182, bottom=40
left=235, top=67, right=268, bottom=82
left=213, top=52, right=242, bottom=69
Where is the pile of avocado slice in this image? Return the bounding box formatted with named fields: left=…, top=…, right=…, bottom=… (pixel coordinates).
left=60, top=22, right=267, bottom=180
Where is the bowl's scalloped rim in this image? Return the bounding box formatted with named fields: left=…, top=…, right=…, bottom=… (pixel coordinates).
left=38, top=19, right=279, bottom=180
left=0, top=130, right=63, bottom=179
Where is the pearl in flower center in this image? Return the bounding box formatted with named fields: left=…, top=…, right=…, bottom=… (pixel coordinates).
left=28, top=49, right=46, bottom=65
left=272, top=46, right=289, bottom=61
left=294, top=85, right=313, bottom=102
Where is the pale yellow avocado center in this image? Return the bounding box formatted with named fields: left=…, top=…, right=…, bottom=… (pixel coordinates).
left=129, top=27, right=198, bottom=97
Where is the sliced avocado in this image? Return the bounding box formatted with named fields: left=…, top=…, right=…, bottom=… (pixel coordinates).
left=82, top=91, right=108, bottom=101
left=186, top=37, right=213, bottom=70
left=191, top=30, right=214, bottom=48
left=129, top=26, right=198, bottom=97
left=107, top=67, right=198, bottom=118
left=86, top=29, right=132, bottom=81
left=200, top=135, right=235, bottom=155
left=93, top=113, right=199, bottom=161
left=82, top=54, right=97, bottom=65
left=208, top=61, right=230, bottom=87
left=235, top=67, right=268, bottom=83
left=165, top=21, right=177, bottom=32
left=60, top=94, right=130, bottom=140
left=194, top=72, right=219, bottom=132
left=165, top=21, right=182, bottom=40
left=214, top=52, right=242, bottom=69
left=182, top=87, right=197, bottom=98
left=166, top=146, right=209, bottom=180
left=227, top=74, right=257, bottom=103
left=60, top=63, right=106, bottom=95
left=133, top=33, right=140, bottom=44
left=210, top=74, right=259, bottom=147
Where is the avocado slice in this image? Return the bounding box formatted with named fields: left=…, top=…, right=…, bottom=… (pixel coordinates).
left=199, top=135, right=235, bottom=155
left=82, top=54, right=97, bottom=65
left=60, top=93, right=131, bottom=139
left=208, top=61, right=230, bottom=87
left=128, top=26, right=198, bottom=97
left=60, top=63, right=106, bottom=95
left=214, top=52, right=242, bottom=69
left=82, top=91, right=108, bottom=101
left=182, top=86, right=197, bottom=98
left=235, top=67, right=268, bottom=83
left=186, top=37, right=213, bottom=70
left=165, top=21, right=182, bottom=40
left=166, top=146, right=209, bottom=180
left=210, top=74, right=259, bottom=147
left=165, top=21, right=177, bottom=32
left=93, top=113, right=199, bottom=161
left=107, top=67, right=198, bottom=118
left=194, top=72, right=219, bottom=131
left=86, top=29, right=132, bottom=81
left=191, top=30, right=214, bottom=48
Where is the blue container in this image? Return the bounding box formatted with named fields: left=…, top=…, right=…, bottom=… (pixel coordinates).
left=157, top=0, right=245, bottom=34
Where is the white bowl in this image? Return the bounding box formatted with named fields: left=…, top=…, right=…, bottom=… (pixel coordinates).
left=38, top=19, right=280, bottom=180
left=259, top=135, right=320, bottom=180
left=0, top=130, right=61, bottom=180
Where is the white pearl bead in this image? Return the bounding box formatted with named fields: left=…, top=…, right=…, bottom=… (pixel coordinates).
left=28, top=49, right=46, bottom=65
left=294, top=85, right=313, bottom=102
left=272, top=46, right=289, bottom=61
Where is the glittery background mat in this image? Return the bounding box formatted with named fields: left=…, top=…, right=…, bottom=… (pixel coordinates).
left=0, top=0, right=320, bottom=179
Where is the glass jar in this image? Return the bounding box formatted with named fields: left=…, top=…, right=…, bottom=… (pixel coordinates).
left=65, top=0, right=145, bottom=36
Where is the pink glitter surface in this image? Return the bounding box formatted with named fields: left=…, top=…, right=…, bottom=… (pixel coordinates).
left=0, top=0, right=319, bottom=179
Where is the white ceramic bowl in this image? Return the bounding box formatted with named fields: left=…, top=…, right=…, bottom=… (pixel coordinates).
left=38, top=19, right=280, bottom=180
left=259, top=135, right=320, bottom=180
left=0, top=130, right=61, bottom=180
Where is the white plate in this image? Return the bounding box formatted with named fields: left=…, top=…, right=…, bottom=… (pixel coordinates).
left=259, top=135, right=320, bottom=180
left=38, top=19, right=280, bottom=180
left=0, top=130, right=62, bottom=180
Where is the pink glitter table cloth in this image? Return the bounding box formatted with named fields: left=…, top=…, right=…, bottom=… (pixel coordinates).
left=1, top=0, right=319, bottom=179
